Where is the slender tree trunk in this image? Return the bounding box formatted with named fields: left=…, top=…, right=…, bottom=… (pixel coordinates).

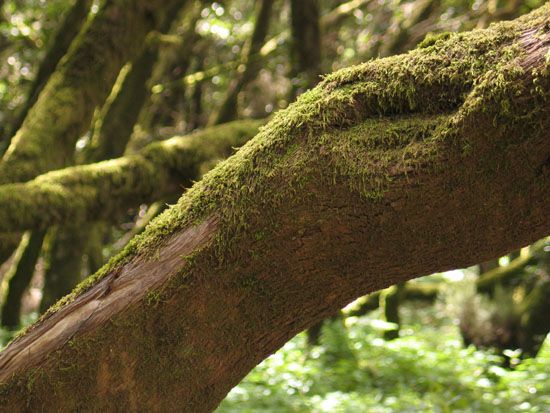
left=142, top=1, right=202, bottom=131
left=0, top=231, right=45, bottom=329
left=0, top=7, right=549, bottom=410
left=289, top=0, right=322, bottom=98
left=39, top=226, right=88, bottom=313
left=187, top=52, right=206, bottom=130
left=382, top=282, right=405, bottom=340
left=212, top=0, right=276, bottom=125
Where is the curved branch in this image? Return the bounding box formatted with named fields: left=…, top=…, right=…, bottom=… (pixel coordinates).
left=0, top=7, right=549, bottom=410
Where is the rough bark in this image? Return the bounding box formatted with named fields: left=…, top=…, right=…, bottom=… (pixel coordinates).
left=0, top=7, right=549, bottom=411
left=0, top=120, right=263, bottom=232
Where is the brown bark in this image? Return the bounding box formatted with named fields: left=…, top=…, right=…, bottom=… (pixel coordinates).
left=0, top=7, right=549, bottom=411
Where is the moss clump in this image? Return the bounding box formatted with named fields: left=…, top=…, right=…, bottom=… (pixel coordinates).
left=417, top=31, right=453, bottom=49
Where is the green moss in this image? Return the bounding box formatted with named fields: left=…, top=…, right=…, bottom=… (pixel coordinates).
left=37, top=119, right=263, bottom=317
left=417, top=31, right=453, bottom=49
left=21, top=3, right=550, bottom=336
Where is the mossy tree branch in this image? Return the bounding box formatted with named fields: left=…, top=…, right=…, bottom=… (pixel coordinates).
left=0, top=120, right=263, bottom=233
left=476, top=240, right=547, bottom=293
left=0, top=7, right=549, bottom=410
left=346, top=282, right=439, bottom=317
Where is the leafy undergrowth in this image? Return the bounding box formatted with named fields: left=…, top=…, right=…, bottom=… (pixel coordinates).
left=217, top=303, right=549, bottom=413
left=0, top=290, right=547, bottom=412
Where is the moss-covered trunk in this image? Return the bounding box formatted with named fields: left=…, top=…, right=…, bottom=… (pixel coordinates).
left=1, top=0, right=93, bottom=155
left=38, top=0, right=191, bottom=315
left=0, top=0, right=191, bottom=274
left=0, top=7, right=549, bottom=411
left=0, top=0, right=187, bottom=184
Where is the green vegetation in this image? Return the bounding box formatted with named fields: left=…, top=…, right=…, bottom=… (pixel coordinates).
left=218, top=291, right=550, bottom=413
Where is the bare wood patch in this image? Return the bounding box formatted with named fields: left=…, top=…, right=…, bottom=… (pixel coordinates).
left=0, top=216, right=218, bottom=383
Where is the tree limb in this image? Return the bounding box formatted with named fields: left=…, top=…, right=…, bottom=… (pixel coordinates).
left=0, top=120, right=263, bottom=233
left=0, top=7, right=549, bottom=410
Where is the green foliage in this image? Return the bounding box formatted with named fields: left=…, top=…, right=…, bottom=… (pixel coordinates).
left=0, top=0, right=70, bottom=137
left=217, top=304, right=549, bottom=412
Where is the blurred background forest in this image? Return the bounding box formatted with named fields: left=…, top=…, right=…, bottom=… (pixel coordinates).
left=0, top=0, right=548, bottom=411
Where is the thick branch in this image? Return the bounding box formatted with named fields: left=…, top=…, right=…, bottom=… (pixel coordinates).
left=0, top=7, right=549, bottom=410
left=0, top=120, right=262, bottom=233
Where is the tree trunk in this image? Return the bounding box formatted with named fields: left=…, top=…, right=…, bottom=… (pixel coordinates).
left=212, top=0, right=276, bottom=125
left=289, top=0, right=322, bottom=97
left=0, top=7, right=549, bottom=411
left=1, top=0, right=93, bottom=155
left=0, top=231, right=45, bottom=329
left=382, top=282, right=405, bottom=340
left=39, top=0, right=191, bottom=315
left=0, top=0, right=187, bottom=184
